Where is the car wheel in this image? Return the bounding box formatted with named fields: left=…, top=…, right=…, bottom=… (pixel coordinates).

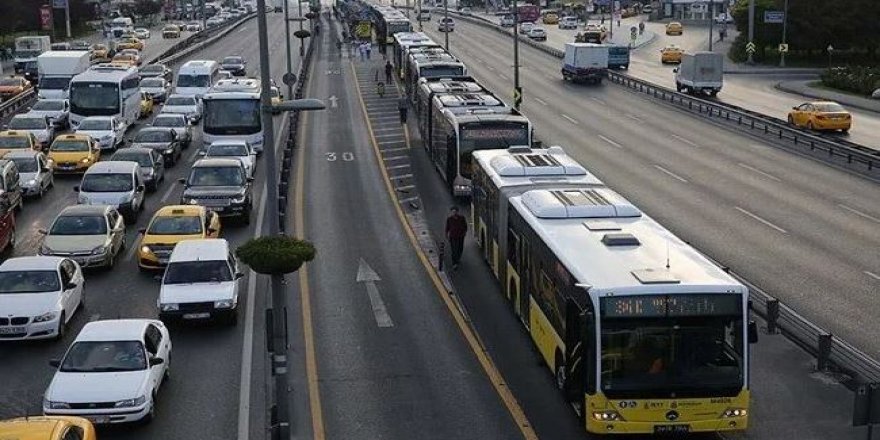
left=787, top=115, right=795, bottom=125
left=6, top=227, right=15, bottom=252
left=142, top=394, right=156, bottom=424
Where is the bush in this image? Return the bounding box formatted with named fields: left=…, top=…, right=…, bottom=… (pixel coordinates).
left=236, top=235, right=316, bottom=275
left=821, top=66, right=880, bottom=96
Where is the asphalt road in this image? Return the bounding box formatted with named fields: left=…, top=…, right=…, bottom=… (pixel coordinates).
left=0, top=14, right=297, bottom=440
left=288, top=19, right=529, bottom=439
left=419, top=18, right=880, bottom=361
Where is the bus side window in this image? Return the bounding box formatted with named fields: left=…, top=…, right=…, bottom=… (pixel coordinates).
left=584, top=308, right=596, bottom=394
left=507, top=228, right=520, bottom=270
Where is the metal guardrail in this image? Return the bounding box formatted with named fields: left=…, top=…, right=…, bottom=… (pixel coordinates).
left=449, top=10, right=880, bottom=387
left=0, top=89, right=36, bottom=121
left=445, top=11, right=880, bottom=179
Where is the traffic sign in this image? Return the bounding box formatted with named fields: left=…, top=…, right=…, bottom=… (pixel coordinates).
left=763, top=11, right=784, bottom=24
left=745, top=42, right=756, bottom=54
left=778, top=43, right=789, bottom=53
left=282, top=72, right=297, bottom=86
left=53, top=0, right=67, bottom=8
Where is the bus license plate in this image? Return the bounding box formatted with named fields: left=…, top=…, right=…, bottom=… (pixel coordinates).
left=654, top=425, right=689, bottom=434
left=183, top=313, right=210, bottom=320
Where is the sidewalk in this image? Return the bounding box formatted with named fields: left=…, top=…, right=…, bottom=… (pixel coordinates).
left=776, top=80, right=880, bottom=114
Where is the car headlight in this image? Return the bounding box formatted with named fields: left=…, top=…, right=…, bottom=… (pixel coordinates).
left=114, top=395, right=147, bottom=408
left=140, top=245, right=152, bottom=254
left=214, top=299, right=234, bottom=309
left=232, top=194, right=246, bottom=204
left=91, top=245, right=107, bottom=255
left=160, top=303, right=179, bottom=312
left=26, top=179, right=36, bottom=186
left=33, top=311, right=58, bottom=322
left=722, top=408, right=748, bottom=418
left=187, top=198, right=198, bottom=205
left=46, top=400, right=70, bottom=409
left=591, top=410, right=622, bottom=421
left=164, top=148, right=174, bottom=154
left=80, top=157, right=92, bottom=164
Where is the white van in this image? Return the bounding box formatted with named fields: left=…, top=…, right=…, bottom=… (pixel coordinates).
left=75, top=161, right=145, bottom=222
left=175, top=60, right=221, bottom=98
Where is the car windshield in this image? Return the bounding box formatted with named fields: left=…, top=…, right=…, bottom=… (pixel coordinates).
left=815, top=103, right=846, bottom=112
left=140, top=78, right=164, bottom=88
left=0, top=79, right=20, bottom=87
left=165, top=96, right=195, bottom=106
left=222, top=57, right=243, bottom=64
left=51, top=139, right=90, bottom=152
left=10, top=157, right=37, bottom=172
left=112, top=152, right=152, bottom=167
left=207, top=144, right=248, bottom=157
left=148, top=215, right=203, bottom=235
left=135, top=130, right=172, bottom=143
left=0, top=137, right=30, bottom=149
left=188, top=166, right=243, bottom=186
left=176, top=74, right=211, bottom=88
left=153, top=116, right=183, bottom=127
left=38, top=77, right=71, bottom=90
left=0, top=270, right=60, bottom=293
left=77, top=119, right=111, bottom=130
left=141, top=65, right=163, bottom=73
left=60, top=341, right=147, bottom=373
left=50, top=215, right=107, bottom=235
left=32, top=100, right=65, bottom=111
left=80, top=173, right=133, bottom=192
left=9, top=118, right=45, bottom=130
left=164, top=260, right=232, bottom=284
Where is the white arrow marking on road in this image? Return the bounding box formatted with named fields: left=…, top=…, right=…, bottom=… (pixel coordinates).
left=357, top=258, right=394, bottom=328
left=328, top=95, right=338, bottom=108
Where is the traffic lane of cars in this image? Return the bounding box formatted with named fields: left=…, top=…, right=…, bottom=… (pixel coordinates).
left=0, top=16, right=292, bottom=439
left=423, top=21, right=880, bottom=356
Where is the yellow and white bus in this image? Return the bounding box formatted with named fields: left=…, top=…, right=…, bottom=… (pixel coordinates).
left=471, top=146, right=757, bottom=435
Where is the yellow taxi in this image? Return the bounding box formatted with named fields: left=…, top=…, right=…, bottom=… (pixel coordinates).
left=0, top=416, right=96, bottom=440
left=139, top=91, right=154, bottom=118
left=788, top=101, right=852, bottom=132
left=90, top=43, right=110, bottom=61
left=665, top=21, right=683, bottom=35
left=660, top=44, right=684, bottom=63
left=47, top=134, right=101, bottom=173
left=116, top=37, right=144, bottom=51
left=543, top=11, right=559, bottom=24
left=0, top=130, right=40, bottom=155
left=0, top=76, right=33, bottom=100
left=111, top=53, right=139, bottom=67
left=162, top=24, right=182, bottom=39
left=138, top=205, right=222, bottom=270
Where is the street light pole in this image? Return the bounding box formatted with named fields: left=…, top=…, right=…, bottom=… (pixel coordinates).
left=707, top=1, right=713, bottom=52
left=298, top=0, right=306, bottom=56
left=254, top=1, right=289, bottom=440
left=284, top=0, right=294, bottom=98
left=512, top=0, right=520, bottom=110
left=443, top=0, right=449, bottom=50
left=779, top=0, right=788, bottom=67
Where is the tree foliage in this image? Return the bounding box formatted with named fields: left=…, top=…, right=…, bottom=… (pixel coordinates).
left=236, top=235, right=316, bottom=275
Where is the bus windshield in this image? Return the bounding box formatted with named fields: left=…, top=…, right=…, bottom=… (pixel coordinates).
left=177, top=74, right=212, bottom=88
left=70, top=82, right=120, bottom=115
left=203, top=99, right=261, bottom=135
left=599, top=295, right=744, bottom=399
left=458, top=121, right=529, bottom=178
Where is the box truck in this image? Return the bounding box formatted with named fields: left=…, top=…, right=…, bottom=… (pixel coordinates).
left=14, top=36, right=52, bottom=74
left=674, top=52, right=724, bottom=96
left=561, top=43, right=609, bottom=84
left=37, top=51, right=92, bottom=99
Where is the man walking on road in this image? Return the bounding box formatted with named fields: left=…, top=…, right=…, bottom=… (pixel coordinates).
left=445, top=207, right=467, bottom=270
left=384, top=60, right=393, bottom=84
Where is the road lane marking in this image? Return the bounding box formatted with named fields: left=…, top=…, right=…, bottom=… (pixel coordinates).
left=671, top=134, right=699, bottom=147
left=590, top=97, right=605, bottom=105
left=498, top=72, right=509, bottom=80
left=125, top=236, right=140, bottom=262
left=735, top=206, right=788, bottom=234
left=236, top=103, right=288, bottom=440
left=534, top=97, right=547, bottom=106
left=866, top=271, right=880, bottom=281
left=159, top=180, right=177, bottom=203
left=351, top=61, right=538, bottom=440
left=654, top=165, right=689, bottom=183
left=486, top=65, right=496, bottom=71
left=561, top=114, right=579, bottom=125
left=357, top=259, right=394, bottom=328
left=383, top=155, right=408, bottom=161
left=625, top=114, right=642, bottom=122
left=838, top=204, right=880, bottom=225
left=597, top=134, right=623, bottom=149
left=738, top=163, right=781, bottom=182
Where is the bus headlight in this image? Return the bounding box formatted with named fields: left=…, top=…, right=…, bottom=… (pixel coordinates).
left=592, top=410, right=622, bottom=421
left=721, top=408, right=747, bottom=418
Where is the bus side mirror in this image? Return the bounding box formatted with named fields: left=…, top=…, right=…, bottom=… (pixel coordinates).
left=748, top=320, right=759, bottom=344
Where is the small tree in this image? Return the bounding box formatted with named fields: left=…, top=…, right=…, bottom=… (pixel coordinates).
left=236, top=235, right=316, bottom=275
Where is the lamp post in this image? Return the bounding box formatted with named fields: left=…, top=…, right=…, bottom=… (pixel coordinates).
left=284, top=0, right=295, bottom=98
left=707, top=1, right=714, bottom=52
left=298, top=0, right=306, bottom=56
left=512, top=0, right=520, bottom=110
left=443, top=0, right=449, bottom=50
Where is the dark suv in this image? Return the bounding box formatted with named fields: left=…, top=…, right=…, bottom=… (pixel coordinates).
left=179, top=158, right=253, bottom=224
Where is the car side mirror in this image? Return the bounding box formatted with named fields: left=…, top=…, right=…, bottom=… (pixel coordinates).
left=246, top=177, right=254, bottom=182
left=41, top=167, right=49, bottom=172
left=49, top=359, right=61, bottom=368
left=673, top=68, right=679, bottom=73
left=207, top=227, right=217, bottom=234
left=177, top=177, right=186, bottom=184
left=65, top=281, right=77, bottom=290
left=136, top=184, right=145, bottom=192
left=234, top=272, right=244, bottom=279
left=792, top=106, right=798, bottom=110
left=748, top=320, right=759, bottom=344
left=149, top=357, right=165, bottom=366
left=38, top=229, right=48, bottom=235
left=72, top=185, right=79, bottom=192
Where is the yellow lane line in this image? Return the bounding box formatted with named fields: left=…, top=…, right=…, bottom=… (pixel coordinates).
left=351, top=61, right=538, bottom=440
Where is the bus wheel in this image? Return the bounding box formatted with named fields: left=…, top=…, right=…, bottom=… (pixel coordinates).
left=555, top=354, right=567, bottom=390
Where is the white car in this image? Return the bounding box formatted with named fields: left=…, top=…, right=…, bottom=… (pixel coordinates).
left=7, top=114, right=56, bottom=148
left=500, top=15, right=515, bottom=27
left=161, top=94, right=202, bottom=124
left=6, top=150, right=53, bottom=198
left=202, top=140, right=256, bottom=177
left=206, top=17, right=224, bottom=27
left=74, top=116, right=126, bottom=150
left=27, top=99, right=70, bottom=129
left=528, top=26, right=547, bottom=40
left=134, top=28, right=151, bottom=39
left=43, top=319, right=171, bottom=424
left=139, top=77, right=171, bottom=102
left=186, top=22, right=202, bottom=31
left=438, top=17, right=455, bottom=32
left=158, top=239, right=243, bottom=325
left=559, top=16, right=578, bottom=29
left=0, top=256, right=84, bottom=341
left=519, top=22, right=534, bottom=34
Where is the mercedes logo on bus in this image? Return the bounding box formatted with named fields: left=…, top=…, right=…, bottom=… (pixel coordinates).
left=665, top=410, right=680, bottom=421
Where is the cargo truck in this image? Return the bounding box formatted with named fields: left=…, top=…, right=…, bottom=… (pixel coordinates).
left=37, top=51, right=92, bottom=99
left=674, top=52, right=724, bottom=96
left=606, top=44, right=630, bottom=70
left=14, top=36, right=52, bottom=74
left=561, top=43, right=609, bottom=84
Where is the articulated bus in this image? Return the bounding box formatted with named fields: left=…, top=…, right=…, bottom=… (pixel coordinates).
left=471, top=147, right=757, bottom=435
left=201, top=78, right=264, bottom=152
left=406, top=52, right=467, bottom=97
left=415, top=76, right=481, bottom=139
left=429, top=102, right=531, bottom=196
left=381, top=15, right=413, bottom=44
left=403, top=46, right=451, bottom=92
left=392, top=32, right=440, bottom=80
left=68, top=64, right=140, bottom=129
